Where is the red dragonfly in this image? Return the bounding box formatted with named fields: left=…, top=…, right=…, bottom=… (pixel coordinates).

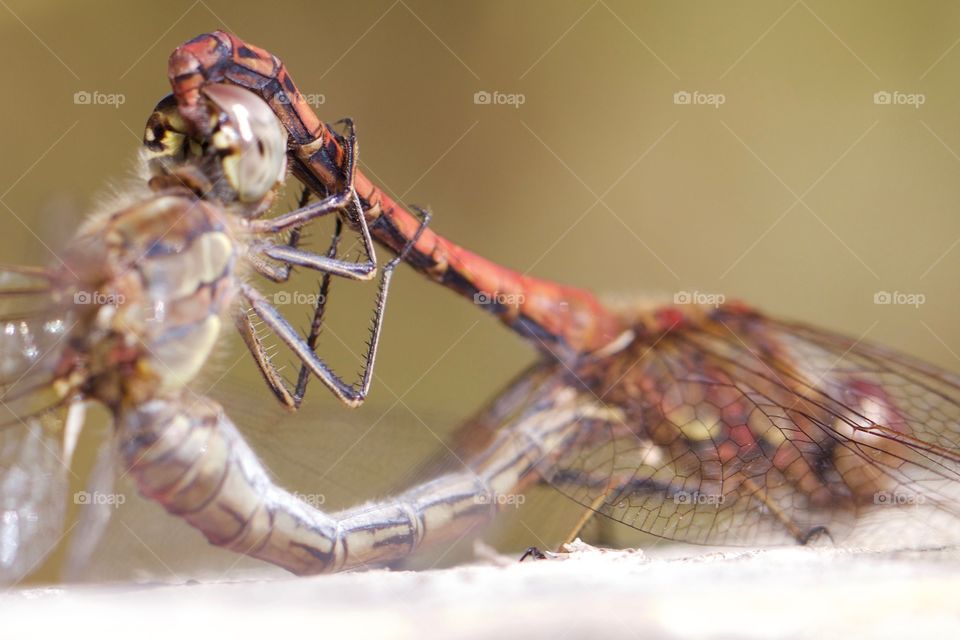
left=167, top=32, right=623, bottom=364
left=156, top=32, right=960, bottom=552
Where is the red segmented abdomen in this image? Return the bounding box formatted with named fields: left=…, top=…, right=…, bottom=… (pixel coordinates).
left=362, top=180, right=624, bottom=354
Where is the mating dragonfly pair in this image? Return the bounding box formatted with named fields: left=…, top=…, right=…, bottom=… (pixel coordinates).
left=1, top=31, right=958, bottom=583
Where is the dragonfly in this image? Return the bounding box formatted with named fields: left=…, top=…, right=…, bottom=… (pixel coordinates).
left=153, top=31, right=960, bottom=560
left=167, top=31, right=625, bottom=364
left=0, top=83, right=428, bottom=583
left=83, top=299, right=960, bottom=578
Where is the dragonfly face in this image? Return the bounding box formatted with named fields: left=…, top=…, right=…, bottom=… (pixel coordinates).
left=48, top=85, right=291, bottom=411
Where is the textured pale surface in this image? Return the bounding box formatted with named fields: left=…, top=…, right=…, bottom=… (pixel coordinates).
left=4, top=543, right=958, bottom=639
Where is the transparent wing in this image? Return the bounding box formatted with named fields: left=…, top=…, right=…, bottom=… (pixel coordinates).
left=0, top=412, right=71, bottom=582
left=0, top=267, right=74, bottom=583
left=62, top=429, right=117, bottom=581
left=547, top=306, right=960, bottom=547
left=59, top=299, right=960, bottom=581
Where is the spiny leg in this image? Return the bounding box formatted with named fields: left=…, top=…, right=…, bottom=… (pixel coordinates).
left=292, top=217, right=342, bottom=405
left=247, top=119, right=377, bottom=283
left=291, top=206, right=430, bottom=408
left=235, top=217, right=343, bottom=409
left=241, top=133, right=371, bottom=404
left=234, top=305, right=296, bottom=408
left=240, top=184, right=375, bottom=405
left=237, top=188, right=335, bottom=407
left=239, top=207, right=431, bottom=408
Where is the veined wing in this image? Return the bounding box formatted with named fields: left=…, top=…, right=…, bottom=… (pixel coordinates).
left=0, top=267, right=75, bottom=583
left=51, top=300, right=960, bottom=580
left=547, top=305, right=960, bottom=547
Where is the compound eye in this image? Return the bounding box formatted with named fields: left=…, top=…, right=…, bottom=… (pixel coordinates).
left=143, top=94, right=189, bottom=160
left=203, top=84, right=288, bottom=202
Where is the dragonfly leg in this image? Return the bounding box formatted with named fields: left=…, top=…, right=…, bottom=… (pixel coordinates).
left=246, top=188, right=351, bottom=234
left=291, top=218, right=341, bottom=404
left=245, top=186, right=369, bottom=284
left=233, top=305, right=297, bottom=409
left=798, top=525, right=833, bottom=545
left=519, top=546, right=549, bottom=562
left=248, top=235, right=375, bottom=281
left=738, top=476, right=830, bottom=545
left=235, top=272, right=374, bottom=407
left=238, top=208, right=430, bottom=409
left=246, top=186, right=314, bottom=284
left=247, top=119, right=379, bottom=284
left=333, top=118, right=359, bottom=189
left=288, top=207, right=431, bottom=408
left=234, top=218, right=343, bottom=409
left=248, top=200, right=376, bottom=287
left=235, top=283, right=362, bottom=406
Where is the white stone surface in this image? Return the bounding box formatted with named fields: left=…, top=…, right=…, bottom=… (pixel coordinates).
left=4, top=542, right=958, bottom=639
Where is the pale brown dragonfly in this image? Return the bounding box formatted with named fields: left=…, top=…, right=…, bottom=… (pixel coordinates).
left=0, top=83, right=428, bottom=583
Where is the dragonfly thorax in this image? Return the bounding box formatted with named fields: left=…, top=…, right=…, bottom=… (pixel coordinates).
left=48, top=192, right=240, bottom=411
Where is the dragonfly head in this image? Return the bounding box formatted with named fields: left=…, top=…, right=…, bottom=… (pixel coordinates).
left=144, top=84, right=288, bottom=212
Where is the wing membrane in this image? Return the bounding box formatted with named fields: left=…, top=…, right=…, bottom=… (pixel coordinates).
left=0, top=411, right=70, bottom=582
left=0, top=267, right=74, bottom=583
left=479, top=306, right=960, bottom=547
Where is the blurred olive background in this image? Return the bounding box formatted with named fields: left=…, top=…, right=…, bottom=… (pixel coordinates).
left=2, top=0, right=960, bottom=582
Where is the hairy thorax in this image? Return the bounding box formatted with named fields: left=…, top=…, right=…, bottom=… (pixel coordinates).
left=51, top=189, right=240, bottom=410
